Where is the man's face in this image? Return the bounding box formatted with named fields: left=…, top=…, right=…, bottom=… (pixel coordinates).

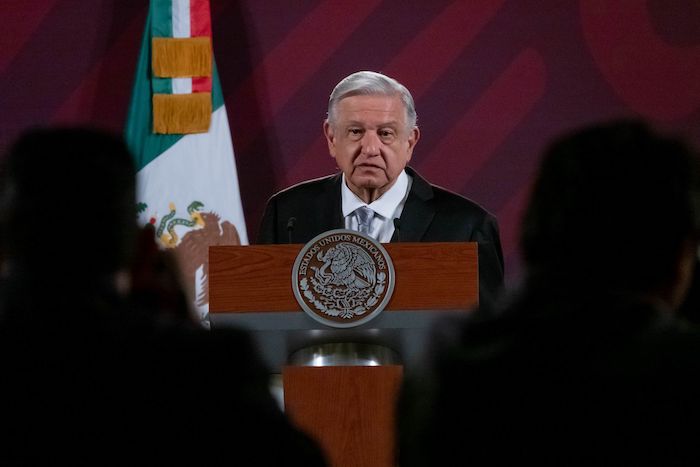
left=324, top=94, right=419, bottom=203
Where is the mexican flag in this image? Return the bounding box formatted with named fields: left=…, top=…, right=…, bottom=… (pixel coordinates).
left=125, top=0, right=247, bottom=322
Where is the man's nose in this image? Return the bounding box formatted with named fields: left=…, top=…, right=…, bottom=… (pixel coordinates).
left=361, top=132, right=381, bottom=156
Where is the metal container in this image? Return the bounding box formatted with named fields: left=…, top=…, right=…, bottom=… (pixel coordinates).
left=288, top=342, right=401, bottom=367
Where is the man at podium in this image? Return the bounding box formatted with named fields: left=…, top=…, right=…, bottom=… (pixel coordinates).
left=257, top=71, right=504, bottom=307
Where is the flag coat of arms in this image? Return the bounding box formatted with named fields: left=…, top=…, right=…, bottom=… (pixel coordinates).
left=125, top=0, right=247, bottom=321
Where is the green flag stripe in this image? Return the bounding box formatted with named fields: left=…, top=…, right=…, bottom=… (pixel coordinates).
left=211, top=62, right=224, bottom=110
left=153, top=77, right=173, bottom=94
left=150, top=0, right=172, bottom=95
left=125, top=10, right=182, bottom=171
left=125, top=4, right=226, bottom=172
left=151, top=0, right=173, bottom=37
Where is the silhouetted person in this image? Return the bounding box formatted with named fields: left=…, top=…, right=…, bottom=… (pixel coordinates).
left=398, top=120, right=700, bottom=466
left=0, top=126, right=142, bottom=329
left=0, top=127, right=326, bottom=466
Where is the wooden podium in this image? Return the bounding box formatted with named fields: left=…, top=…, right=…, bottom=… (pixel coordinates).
left=209, top=242, right=478, bottom=467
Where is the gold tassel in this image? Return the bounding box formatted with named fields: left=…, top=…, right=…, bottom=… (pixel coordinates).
left=152, top=93, right=212, bottom=134
left=152, top=37, right=212, bottom=78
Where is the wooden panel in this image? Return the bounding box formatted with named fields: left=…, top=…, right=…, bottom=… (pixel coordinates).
left=209, top=244, right=301, bottom=312
left=283, top=365, right=403, bottom=467
left=209, top=242, right=478, bottom=313
left=387, top=242, right=477, bottom=310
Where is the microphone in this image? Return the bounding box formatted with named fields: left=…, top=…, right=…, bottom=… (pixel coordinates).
left=286, top=217, right=296, bottom=244
left=393, top=217, right=401, bottom=242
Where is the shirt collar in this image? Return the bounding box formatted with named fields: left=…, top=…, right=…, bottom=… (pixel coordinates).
left=341, top=170, right=409, bottom=219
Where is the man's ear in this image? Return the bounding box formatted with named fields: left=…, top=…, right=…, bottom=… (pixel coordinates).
left=323, top=120, right=336, bottom=158
left=406, top=126, right=420, bottom=161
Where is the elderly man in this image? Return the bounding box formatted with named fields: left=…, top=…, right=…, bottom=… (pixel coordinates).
left=257, top=70, right=504, bottom=306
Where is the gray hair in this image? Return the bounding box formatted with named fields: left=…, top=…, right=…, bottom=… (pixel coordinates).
left=326, top=71, right=417, bottom=129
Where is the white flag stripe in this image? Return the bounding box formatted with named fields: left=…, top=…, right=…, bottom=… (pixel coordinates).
left=171, top=77, right=193, bottom=94
left=136, top=106, right=248, bottom=245
left=136, top=106, right=247, bottom=321
left=171, top=0, right=191, bottom=38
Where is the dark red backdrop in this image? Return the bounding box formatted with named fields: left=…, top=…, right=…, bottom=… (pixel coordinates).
left=2, top=0, right=699, bottom=285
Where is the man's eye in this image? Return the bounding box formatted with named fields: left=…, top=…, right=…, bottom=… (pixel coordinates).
left=348, top=129, right=363, bottom=138
left=379, top=130, right=395, bottom=140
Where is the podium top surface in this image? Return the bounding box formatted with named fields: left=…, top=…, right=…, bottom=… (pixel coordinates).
left=209, top=242, right=478, bottom=313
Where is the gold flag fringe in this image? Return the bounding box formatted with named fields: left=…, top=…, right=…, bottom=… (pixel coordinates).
left=152, top=93, right=212, bottom=134
left=152, top=37, right=212, bottom=78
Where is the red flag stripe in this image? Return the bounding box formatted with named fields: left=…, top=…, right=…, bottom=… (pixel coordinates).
left=189, top=0, right=211, bottom=37
left=192, top=77, right=212, bottom=93
left=190, top=0, right=212, bottom=93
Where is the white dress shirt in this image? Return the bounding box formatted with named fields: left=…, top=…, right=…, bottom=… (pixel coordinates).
left=341, top=170, right=413, bottom=242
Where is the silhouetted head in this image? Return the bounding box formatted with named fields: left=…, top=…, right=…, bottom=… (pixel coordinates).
left=0, top=127, right=137, bottom=281
left=521, top=119, right=700, bottom=299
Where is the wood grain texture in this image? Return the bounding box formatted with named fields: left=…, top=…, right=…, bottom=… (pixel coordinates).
left=209, top=242, right=478, bottom=312
left=283, top=365, right=403, bottom=467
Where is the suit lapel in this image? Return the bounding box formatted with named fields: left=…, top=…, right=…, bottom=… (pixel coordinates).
left=295, top=174, right=344, bottom=241
left=322, top=173, right=345, bottom=231
left=393, top=167, right=434, bottom=242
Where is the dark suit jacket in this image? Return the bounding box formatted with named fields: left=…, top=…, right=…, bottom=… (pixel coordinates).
left=257, top=167, right=504, bottom=307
